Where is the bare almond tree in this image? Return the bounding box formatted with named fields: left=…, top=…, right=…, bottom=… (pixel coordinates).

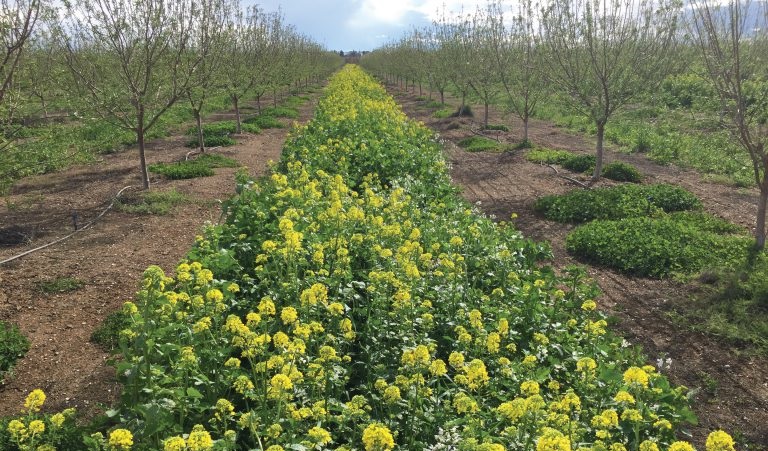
left=0, top=0, right=40, bottom=108
left=539, top=0, right=681, bottom=181
left=465, top=7, right=501, bottom=129
left=221, top=4, right=274, bottom=130
left=690, top=0, right=768, bottom=248
left=487, top=0, right=543, bottom=144
left=185, top=0, right=232, bottom=154
left=60, top=0, right=201, bottom=189
left=436, top=12, right=474, bottom=116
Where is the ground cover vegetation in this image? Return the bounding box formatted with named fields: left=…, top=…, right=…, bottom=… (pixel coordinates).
left=526, top=149, right=642, bottom=182
left=148, top=154, right=240, bottom=181
left=0, top=65, right=738, bottom=451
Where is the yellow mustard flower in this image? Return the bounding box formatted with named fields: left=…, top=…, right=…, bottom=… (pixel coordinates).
left=623, top=366, right=650, bottom=388
left=187, top=425, right=213, bottom=451
left=24, top=389, right=46, bottom=413
left=668, top=442, right=696, bottom=451
left=362, top=423, right=395, bottom=451
left=308, top=426, right=332, bottom=445
left=706, top=430, right=735, bottom=451
left=162, top=436, right=187, bottom=451
left=640, top=441, right=660, bottom=451
left=383, top=386, right=401, bottom=403
left=536, top=428, right=571, bottom=451
left=520, top=380, right=540, bottom=396
left=108, top=428, right=134, bottom=450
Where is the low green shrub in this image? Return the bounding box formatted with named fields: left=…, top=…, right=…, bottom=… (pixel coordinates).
left=513, top=138, right=534, bottom=149
left=602, top=161, right=642, bottom=182
left=485, top=124, right=509, bottom=131
left=149, top=154, right=239, bottom=180
left=185, top=135, right=236, bottom=148
left=193, top=153, right=240, bottom=168
left=186, top=121, right=231, bottom=137
left=561, top=154, right=596, bottom=173
left=149, top=160, right=214, bottom=179
left=244, top=114, right=285, bottom=129
left=91, top=310, right=131, bottom=351
left=116, top=188, right=189, bottom=214
left=423, top=100, right=445, bottom=109
left=451, top=104, right=473, bottom=117
left=283, top=96, right=309, bottom=108
left=457, top=135, right=501, bottom=152
left=534, top=183, right=702, bottom=223
left=37, top=277, right=84, bottom=294
left=526, top=148, right=573, bottom=164
left=185, top=121, right=260, bottom=148
left=566, top=213, right=751, bottom=277
left=0, top=321, right=29, bottom=381
left=433, top=108, right=453, bottom=119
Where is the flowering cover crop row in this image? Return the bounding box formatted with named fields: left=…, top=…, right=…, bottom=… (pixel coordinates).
left=5, top=66, right=735, bottom=451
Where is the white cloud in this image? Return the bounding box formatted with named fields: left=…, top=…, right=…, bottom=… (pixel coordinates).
left=347, top=0, right=492, bottom=28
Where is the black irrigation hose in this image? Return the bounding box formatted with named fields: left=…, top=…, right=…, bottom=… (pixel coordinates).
left=544, top=163, right=591, bottom=189
left=0, top=184, right=137, bottom=266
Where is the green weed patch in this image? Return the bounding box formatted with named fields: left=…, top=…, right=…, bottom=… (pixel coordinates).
left=0, top=321, right=29, bottom=382
left=566, top=213, right=750, bottom=277
left=602, top=161, right=642, bottom=182
left=115, top=188, right=189, bottom=214
left=534, top=184, right=701, bottom=223
left=457, top=135, right=503, bottom=152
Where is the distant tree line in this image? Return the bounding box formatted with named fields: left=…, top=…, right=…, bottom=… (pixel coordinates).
left=362, top=0, right=768, bottom=249
left=1, top=0, right=342, bottom=189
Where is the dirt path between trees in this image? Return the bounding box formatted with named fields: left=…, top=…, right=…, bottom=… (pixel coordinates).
left=388, top=85, right=768, bottom=449
left=0, top=93, right=319, bottom=419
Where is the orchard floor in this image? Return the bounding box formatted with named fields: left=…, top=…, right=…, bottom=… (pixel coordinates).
left=0, top=78, right=766, bottom=450
left=386, top=84, right=768, bottom=449
left=0, top=92, right=320, bottom=420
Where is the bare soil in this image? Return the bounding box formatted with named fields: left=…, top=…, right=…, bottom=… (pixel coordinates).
left=388, top=84, right=768, bottom=449
left=0, top=93, right=319, bottom=419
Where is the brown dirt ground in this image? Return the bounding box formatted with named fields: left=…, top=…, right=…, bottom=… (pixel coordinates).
left=387, top=84, right=768, bottom=450
left=0, top=92, right=319, bottom=420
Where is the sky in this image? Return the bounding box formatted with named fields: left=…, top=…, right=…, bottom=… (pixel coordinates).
left=247, top=0, right=490, bottom=51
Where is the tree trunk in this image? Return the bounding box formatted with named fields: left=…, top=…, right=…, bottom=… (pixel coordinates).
left=137, top=117, right=150, bottom=190
left=523, top=115, right=529, bottom=143
left=440, top=90, right=444, bottom=105
left=256, top=95, right=261, bottom=114
left=757, top=182, right=768, bottom=249
left=418, top=81, right=422, bottom=96
left=232, top=95, right=242, bottom=134
left=273, top=87, right=277, bottom=107
left=194, top=109, right=205, bottom=153
left=484, top=102, right=489, bottom=129
left=593, top=121, right=606, bottom=182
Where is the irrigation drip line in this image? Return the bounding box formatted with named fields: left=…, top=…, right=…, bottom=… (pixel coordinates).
left=184, top=145, right=222, bottom=161
left=0, top=184, right=137, bottom=266
left=544, top=163, right=591, bottom=188
left=468, top=126, right=501, bottom=142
